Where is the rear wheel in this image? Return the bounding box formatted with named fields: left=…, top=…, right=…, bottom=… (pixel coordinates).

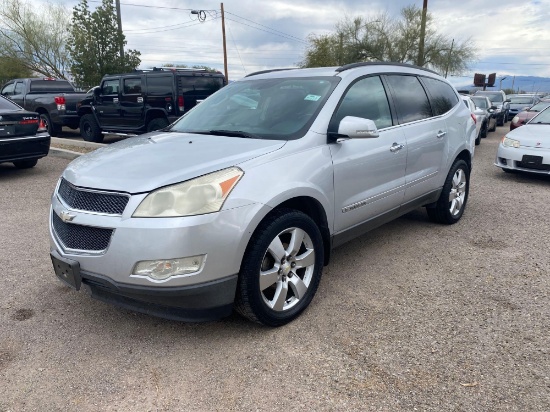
left=490, top=118, right=497, bottom=132
left=147, top=118, right=169, bottom=132
left=475, top=130, right=481, bottom=146
left=40, top=113, right=61, bottom=137
left=80, top=114, right=103, bottom=143
left=481, top=120, right=488, bottom=138
left=235, top=209, right=324, bottom=326
left=13, top=159, right=38, bottom=169
left=426, top=159, right=470, bottom=225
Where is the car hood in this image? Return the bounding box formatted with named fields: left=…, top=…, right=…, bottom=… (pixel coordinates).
left=63, top=132, right=286, bottom=193
left=509, top=124, right=550, bottom=149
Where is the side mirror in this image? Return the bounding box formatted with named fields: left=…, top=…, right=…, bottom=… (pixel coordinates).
left=93, top=87, right=101, bottom=97
left=522, top=106, right=530, bottom=111
left=474, top=108, right=484, bottom=116
left=338, top=116, right=379, bottom=139
left=505, top=99, right=511, bottom=103
left=490, top=105, right=498, bottom=110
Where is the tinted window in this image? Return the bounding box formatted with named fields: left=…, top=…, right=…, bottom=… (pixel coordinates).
left=478, top=92, right=503, bottom=103
left=179, top=76, right=224, bottom=94
left=147, top=75, right=173, bottom=96
left=0, top=95, right=21, bottom=110
left=101, top=79, right=119, bottom=95
left=386, top=75, right=431, bottom=123
left=29, top=80, right=74, bottom=93
left=331, top=76, right=393, bottom=130
left=422, top=77, right=459, bottom=115
left=123, top=78, right=142, bottom=94
left=509, top=97, right=535, bottom=104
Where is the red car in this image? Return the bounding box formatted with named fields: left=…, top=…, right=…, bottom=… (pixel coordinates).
left=510, top=100, right=550, bottom=130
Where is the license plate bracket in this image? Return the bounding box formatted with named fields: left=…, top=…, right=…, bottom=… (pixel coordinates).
left=522, top=155, right=543, bottom=166
left=51, top=252, right=81, bottom=290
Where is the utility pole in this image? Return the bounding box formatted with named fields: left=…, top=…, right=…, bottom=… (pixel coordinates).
left=221, top=3, right=228, bottom=82
left=444, top=38, right=454, bottom=78
left=115, top=0, right=124, bottom=63
left=417, top=0, right=428, bottom=67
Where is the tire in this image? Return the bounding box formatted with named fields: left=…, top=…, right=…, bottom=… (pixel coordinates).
left=40, top=113, right=61, bottom=137
left=426, top=159, right=470, bottom=225
left=475, top=130, right=481, bottom=146
left=481, top=120, right=488, bottom=138
left=490, top=119, right=497, bottom=132
left=13, top=159, right=38, bottom=169
left=497, top=113, right=504, bottom=126
left=146, top=118, right=169, bottom=132
left=235, top=209, right=324, bottom=326
left=80, top=114, right=104, bottom=143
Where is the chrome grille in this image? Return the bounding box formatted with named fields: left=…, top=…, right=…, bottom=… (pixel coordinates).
left=58, top=178, right=129, bottom=215
left=52, top=212, right=113, bottom=252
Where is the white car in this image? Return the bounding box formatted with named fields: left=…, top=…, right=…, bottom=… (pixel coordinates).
left=461, top=95, right=484, bottom=146
left=495, top=106, right=550, bottom=174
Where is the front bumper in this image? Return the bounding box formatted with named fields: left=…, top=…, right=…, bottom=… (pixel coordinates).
left=0, top=134, right=50, bottom=164
left=495, top=145, right=550, bottom=174
left=50, top=188, right=269, bottom=320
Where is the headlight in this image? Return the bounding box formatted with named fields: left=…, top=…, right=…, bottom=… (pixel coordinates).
left=502, top=136, right=520, bottom=148
left=512, top=116, right=519, bottom=124
left=133, top=167, right=243, bottom=217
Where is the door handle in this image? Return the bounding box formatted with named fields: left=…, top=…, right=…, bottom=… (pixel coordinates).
left=390, top=143, right=404, bottom=153
left=437, top=130, right=447, bottom=138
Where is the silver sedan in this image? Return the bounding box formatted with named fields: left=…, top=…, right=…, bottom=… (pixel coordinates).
left=495, top=106, right=550, bottom=174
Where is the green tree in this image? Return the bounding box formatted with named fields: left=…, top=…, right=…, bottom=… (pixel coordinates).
left=0, top=58, right=33, bottom=85
left=0, top=0, right=71, bottom=79
left=67, top=0, right=141, bottom=88
left=301, top=5, right=476, bottom=76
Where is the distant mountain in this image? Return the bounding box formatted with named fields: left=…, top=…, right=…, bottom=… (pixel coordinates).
left=453, top=76, right=550, bottom=94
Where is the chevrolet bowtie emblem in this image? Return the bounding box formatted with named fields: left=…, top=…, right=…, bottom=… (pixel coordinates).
left=59, top=210, right=76, bottom=223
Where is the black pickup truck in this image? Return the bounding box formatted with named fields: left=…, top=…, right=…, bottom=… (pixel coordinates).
left=76, top=68, right=227, bottom=142
left=1, top=78, right=86, bottom=136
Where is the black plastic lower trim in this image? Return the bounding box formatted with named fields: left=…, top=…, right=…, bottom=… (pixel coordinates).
left=80, top=271, right=238, bottom=322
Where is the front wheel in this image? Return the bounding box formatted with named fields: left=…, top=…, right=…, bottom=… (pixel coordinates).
left=235, top=209, right=324, bottom=326
left=80, top=114, right=103, bottom=143
left=426, top=159, right=470, bottom=224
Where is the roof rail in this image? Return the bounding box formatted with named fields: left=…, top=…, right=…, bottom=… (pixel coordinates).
left=152, top=67, right=209, bottom=72
left=245, top=68, right=299, bottom=77
left=336, top=62, right=439, bottom=75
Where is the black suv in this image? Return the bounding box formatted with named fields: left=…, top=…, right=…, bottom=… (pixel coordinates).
left=77, top=68, right=227, bottom=142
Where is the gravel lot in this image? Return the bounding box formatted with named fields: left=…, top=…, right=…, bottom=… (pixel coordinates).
left=1, top=125, right=548, bottom=411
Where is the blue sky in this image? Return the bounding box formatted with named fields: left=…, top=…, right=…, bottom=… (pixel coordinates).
left=55, top=0, right=550, bottom=83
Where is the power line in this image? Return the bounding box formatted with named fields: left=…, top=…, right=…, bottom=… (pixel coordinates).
left=87, top=0, right=194, bottom=11
left=224, top=17, right=308, bottom=45
left=225, top=11, right=308, bottom=44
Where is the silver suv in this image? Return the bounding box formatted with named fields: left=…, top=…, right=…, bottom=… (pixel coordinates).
left=49, top=63, right=476, bottom=326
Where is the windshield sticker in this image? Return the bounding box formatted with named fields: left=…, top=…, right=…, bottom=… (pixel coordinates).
left=305, top=94, right=321, bottom=101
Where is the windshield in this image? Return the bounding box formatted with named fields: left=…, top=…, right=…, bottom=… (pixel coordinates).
left=169, top=76, right=339, bottom=140
left=529, top=102, right=550, bottom=112
left=471, top=97, right=488, bottom=109
left=478, top=92, right=503, bottom=103
left=510, top=97, right=535, bottom=104
left=528, top=106, right=550, bottom=124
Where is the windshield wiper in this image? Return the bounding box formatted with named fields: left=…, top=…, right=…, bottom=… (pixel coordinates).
left=207, top=129, right=260, bottom=139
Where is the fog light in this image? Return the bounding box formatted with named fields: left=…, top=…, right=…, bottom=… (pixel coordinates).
left=133, top=255, right=205, bottom=280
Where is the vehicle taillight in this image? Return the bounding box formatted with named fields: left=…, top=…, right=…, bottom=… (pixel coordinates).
left=19, top=119, right=39, bottom=125
left=37, top=118, right=47, bottom=132
left=470, top=113, right=477, bottom=124
left=178, top=96, right=184, bottom=112
left=55, top=96, right=66, bottom=111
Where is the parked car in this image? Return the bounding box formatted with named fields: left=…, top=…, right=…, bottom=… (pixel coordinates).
left=510, top=100, right=550, bottom=130
left=496, top=105, right=550, bottom=174
left=461, top=95, right=483, bottom=145
left=507, top=95, right=540, bottom=120
left=50, top=62, right=475, bottom=326
left=0, top=78, right=85, bottom=136
left=474, top=90, right=510, bottom=126
left=0, top=95, right=50, bottom=169
left=76, top=67, right=227, bottom=142
left=471, top=95, right=497, bottom=135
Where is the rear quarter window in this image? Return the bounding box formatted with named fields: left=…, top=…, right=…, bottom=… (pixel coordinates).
left=146, top=75, right=173, bottom=96
left=421, top=77, right=459, bottom=116
left=386, top=75, right=432, bottom=123
left=0, top=95, right=21, bottom=110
